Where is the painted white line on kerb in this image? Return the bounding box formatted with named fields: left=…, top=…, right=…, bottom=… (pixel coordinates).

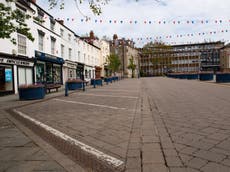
left=76, top=93, right=138, bottom=99
left=13, top=109, right=124, bottom=167
left=54, top=99, right=127, bottom=110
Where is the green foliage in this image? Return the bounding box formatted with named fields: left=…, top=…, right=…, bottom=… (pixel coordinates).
left=0, top=1, right=34, bottom=44
left=127, top=56, right=137, bottom=78
left=107, top=54, right=121, bottom=75
left=48, top=0, right=110, bottom=15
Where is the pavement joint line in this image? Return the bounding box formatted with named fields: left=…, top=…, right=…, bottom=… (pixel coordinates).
left=75, top=93, right=138, bottom=99
left=54, top=98, right=127, bottom=110
left=12, top=109, right=124, bottom=168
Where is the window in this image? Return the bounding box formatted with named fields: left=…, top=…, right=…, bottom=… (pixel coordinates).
left=60, top=29, right=64, bottom=37
left=50, top=18, right=55, bottom=31
left=18, top=67, right=33, bottom=85
left=38, top=31, right=44, bottom=51
left=18, top=34, right=26, bottom=55
left=78, top=51, right=80, bottom=62
left=69, top=48, right=72, bottom=60
left=68, top=34, right=71, bottom=41
left=36, top=63, right=45, bottom=83
left=61, top=44, right=64, bottom=57
left=51, top=37, right=56, bottom=55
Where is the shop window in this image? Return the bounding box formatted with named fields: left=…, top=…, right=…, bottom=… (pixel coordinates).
left=36, top=63, right=45, bottom=83
left=53, top=64, right=61, bottom=84
left=46, top=63, right=53, bottom=83
left=89, top=70, right=91, bottom=78
left=68, top=68, right=76, bottom=79
left=18, top=34, right=26, bottom=55
left=0, top=65, right=13, bottom=92
left=18, top=67, right=33, bottom=86
left=85, top=70, right=88, bottom=78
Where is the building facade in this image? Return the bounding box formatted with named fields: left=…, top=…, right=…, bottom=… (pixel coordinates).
left=0, top=0, right=104, bottom=95
left=220, top=43, right=230, bottom=72
left=110, top=38, right=140, bottom=78
left=140, top=42, right=224, bottom=76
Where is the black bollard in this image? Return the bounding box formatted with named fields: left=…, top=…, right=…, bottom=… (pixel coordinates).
left=65, top=82, right=68, bottom=96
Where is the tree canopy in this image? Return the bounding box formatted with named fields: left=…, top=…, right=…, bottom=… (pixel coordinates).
left=107, top=53, right=121, bottom=75
left=0, top=0, right=34, bottom=44
left=127, top=56, right=137, bottom=78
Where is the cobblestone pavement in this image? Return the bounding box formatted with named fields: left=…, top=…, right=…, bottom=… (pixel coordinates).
left=3, top=78, right=230, bottom=172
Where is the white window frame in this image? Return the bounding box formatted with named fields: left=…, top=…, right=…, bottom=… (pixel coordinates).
left=17, top=34, right=26, bottom=55
left=38, top=33, right=44, bottom=51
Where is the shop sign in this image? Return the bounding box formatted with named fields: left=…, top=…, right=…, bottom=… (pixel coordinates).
left=5, top=69, right=12, bottom=82
left=0, top=57, right=34, bottom=67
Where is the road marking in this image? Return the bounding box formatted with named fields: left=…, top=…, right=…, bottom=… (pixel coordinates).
left=76, top=93, right=138, bottom=99
left=90, top=89, right=137, bottom=93
left=54, top=98, right=127, bottom=110
left=13, top=109, right=124, bottom=167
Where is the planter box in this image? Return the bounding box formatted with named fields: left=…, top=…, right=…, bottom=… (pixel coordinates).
left=199, top=73, right=213, bottom=81
left=67, top=82, right=83, bottom=90
left=216, top=73, right=230, bottom=83
left=91, top=79, right=103, bottom=86
left=19, top=86, right=45, bottom=100
left=187, top=74, right=198, bottom=80
left=104, top=77, right=112, bottom=83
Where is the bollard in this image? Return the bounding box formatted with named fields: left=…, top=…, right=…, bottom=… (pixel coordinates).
left=65, top=82, right=68, bottom=96
left=93, top=79, right=96, bottom=88
left=82, top=82, right=85, bottom=91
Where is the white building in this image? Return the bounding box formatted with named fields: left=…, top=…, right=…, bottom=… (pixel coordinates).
left=0, top=0, right=104, bottom=96
left=0, top=0, right=35, bottom=95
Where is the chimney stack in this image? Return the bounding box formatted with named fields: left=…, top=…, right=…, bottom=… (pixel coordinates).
left=31, top=0, right=36, bottom=3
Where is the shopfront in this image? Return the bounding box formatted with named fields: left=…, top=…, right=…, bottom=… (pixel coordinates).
left=63, top=60, right=77, bottom=82
left=0, top=53, right=34, bottom=96
left=76, top=62, right=84, bottom=80
left=84, top=65, right=95, bottom=82
left=35, top=51, right=64, bottom=84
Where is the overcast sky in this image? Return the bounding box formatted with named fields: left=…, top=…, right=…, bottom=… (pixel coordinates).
left=37, top=0, right=230, bottom=47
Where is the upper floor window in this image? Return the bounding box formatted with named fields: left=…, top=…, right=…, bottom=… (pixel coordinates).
left=61, top=44, right=65, bottom=57
left=50, top=18, right=55, bottom=31
left=69, top=48, right=72, bottom=60
left=17, top=34, right=26, bottom=55
left=68, top=34, right=71, bottom=41
left=60, top=29, right=64, bottom=38
left=38, top=30, right=45, bottom=51
left=78, top=51, right=80, bottom=62
left=51, top=37, right=56, bottom=55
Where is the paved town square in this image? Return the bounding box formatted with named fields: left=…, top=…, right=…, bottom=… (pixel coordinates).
left=0, top=78, right=230, bottom=172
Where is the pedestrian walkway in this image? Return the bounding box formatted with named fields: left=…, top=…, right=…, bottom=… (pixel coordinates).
left=0, top=89, right=88, bottom=172
left=2, top=77, right=230, bottom=172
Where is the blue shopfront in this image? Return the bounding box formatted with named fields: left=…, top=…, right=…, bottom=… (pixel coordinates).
left=35, top=51, right=64, bottom=85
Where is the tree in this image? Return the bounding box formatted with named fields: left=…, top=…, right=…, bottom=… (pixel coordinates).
left=0, top=0, right=34, bottom=44
left=107, top=54, right=121, bottom=76
left=0, top=0, right=108, bottom=44
left=127, top=56, right=137, bottom=78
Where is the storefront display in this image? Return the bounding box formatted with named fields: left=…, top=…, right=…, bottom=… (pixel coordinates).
left=35, top=51, right=64, bottom=85
left=0, top=53, right=34, bottom=96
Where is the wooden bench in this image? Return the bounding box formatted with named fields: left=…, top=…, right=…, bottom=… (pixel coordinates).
left=46, top=84, right=61, bottom=93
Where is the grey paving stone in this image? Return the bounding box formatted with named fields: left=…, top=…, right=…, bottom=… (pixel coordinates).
left=142, top=151, right=165, bottom=164
left=194, top=150, right=226, bottom=162
left=142, top=164, right=168, bottom=172
left=201, top=162, right=230, bottom=172
left=186, top=157, right=208, bottom=169
left=165, top=156, right=183, bottom=167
